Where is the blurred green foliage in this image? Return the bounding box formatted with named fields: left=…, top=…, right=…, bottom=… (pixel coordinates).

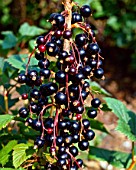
left=0, top=0, right=136, bottom=69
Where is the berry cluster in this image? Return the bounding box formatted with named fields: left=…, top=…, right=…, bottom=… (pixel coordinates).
left=17, top=2, right=104, bottom=170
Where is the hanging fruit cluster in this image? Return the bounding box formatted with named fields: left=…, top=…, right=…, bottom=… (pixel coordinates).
left=17, top=1, right=104, bottom=169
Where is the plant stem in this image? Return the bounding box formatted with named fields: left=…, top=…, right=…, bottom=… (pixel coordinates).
left=4, top=89, right=8, bottom=114
left=127, top=141, right=136, bottom=170
left=63, top=0, right=72, bottom=53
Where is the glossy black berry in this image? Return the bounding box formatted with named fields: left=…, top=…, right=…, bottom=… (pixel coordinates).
left=94, top=68, right=104, bottom=79
left=18, top=73, right=27, bottom=83
left=64, top=135, right=73, bottom=146
left=87, top=43, right=99, bottom=55
left=70, top=166, right=78, bottom=170
left=82, top=81, right=90, bottom=90
left=73, top=73, right=85, bottom=85
left=58, top=120, right=67, bottom=130
left=82, top=119, right=90, bottom=129
left=46, top=42, right=59, bottom=56
left=80, top=5, right=92, bottom=18
left=81, top=90, right=89, bottom=100
left=82, top=65, right=92, bottom=77
left=74, top=159, right=83, bottom=168
left=34, top=137, right=45, bottom=148
left=28, top=70, right=38, bottom=80
left=57, top=158, right=66, bottom=166
left=40, top=82, right=58, bottom=96
left=30, top=89, right=41, bottom=100
left=35, top=52, right=44, bottom=60
left=87, top=59, right=97, bottom=68
left=56, top=136, right=64, bottom=146
left=55, top=70, right=66, bottom=84
left=40, top=68, right=51, bottom=79
left=72, top=133, right=80, bottom=143
left=36, top=36, right=45, bottom=45
left=91, top=98, right=101, bottom=108
left=25, top=117, right=33, bottom=126
left=87, top=108, right=97, bottom=118
left=63, top=30, right=72, bottom=39
left=38, top=58, right=50, bottom=68
left=78, top=140, right=89, bottom=151
left=58, top=50, right=68, bottom=60
left=72, top=12, right=82, bottom=24
left=44, top=118, right=54, bottom=129
left=75, top=33, right=87, bottom=47
left=32, top=119, right=42, bottom=131
left=54, top=30, right=63, bottom=38
left=54, top=14, right=65, bottom=28
left=18, top=107, right=29, bottom=118
left=83, top=129, right=95, bottom=140
left=58, top=146, right=66, bottom=153
left=70, top=121, right=80, bottom=133
left=69, top=146, right=78, bottom=157
left=55, top=92, right=67, bottom=105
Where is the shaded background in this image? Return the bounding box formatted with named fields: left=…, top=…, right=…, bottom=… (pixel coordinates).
left=0, top=0, right=136, bottom=169
left=0, top=0, right=136, bottom=103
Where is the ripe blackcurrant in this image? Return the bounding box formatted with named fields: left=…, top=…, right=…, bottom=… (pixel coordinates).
left=91, top=98, right=101, bottom=108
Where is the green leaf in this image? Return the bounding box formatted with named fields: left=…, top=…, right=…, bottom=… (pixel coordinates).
left=19, top=23, right=46, bottom=37
left=90, top=119, right=109, bottom=134
left=89, top=146, right=131, bottom=168
left=13, top=143, right=33, bottom=168
left=0, top=140, right=17, bottom=166
left=73, top=0, right=93, bottom=6
left=0, top=168, right=25, bottom=170
left=88, top=81, right=111, bottom=96
left=0, top=114, right=14, bottom=130
left=0, top=57, right=5, bottom=75
left=104, top=97, right=136, bottom=141
left=1, top=31, right=17, bottom=49
left=6, top=54, right=27, bottom=71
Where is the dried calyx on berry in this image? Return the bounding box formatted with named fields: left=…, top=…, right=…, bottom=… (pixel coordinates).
left=17, top=1, right=105, bottom=169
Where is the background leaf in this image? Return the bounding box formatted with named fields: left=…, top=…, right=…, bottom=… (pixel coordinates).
left=104, top=97, right=136, bottom=141
left=13, top=143, right=33, bottom=168
left=1, top=31, right=17, bottom=49
left=6, top=54, right=27, bottom=71
left=0, top=114, right=14, bottom=130
left=0, top=140, right=17, bottom=166
left=19, top=23, right=46, bottom=37
left=89, top=146, right=131, bottom=168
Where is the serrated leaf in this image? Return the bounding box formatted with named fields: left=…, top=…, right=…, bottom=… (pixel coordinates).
left=104, top=97, right=136, bottom=141
left=1, top=31, right=17, bottom=49
left=0, top=114, right=14, bottom=130
left=90, top=119, right=109, bottom=134
left=6, top=54, right=27, bottom=71
left=0, top=140, right=17, bottom=166
left=86, top=80, right=111, bottom=96
left=19, top=23, right=46, bottom=37
left=89, top=146, right=131, bottom=168
left=90, top=81, right=111, bottom=96
left=13, top=143, right=33, bottom=168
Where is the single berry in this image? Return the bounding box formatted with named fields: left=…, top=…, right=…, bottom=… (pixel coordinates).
left=83, top=129, right=95, bottom=140
left=55, top=70, right=66, bottom=84
left=69, top=146, right=78, bottom=157
left=80, top=5, right=92, bottom=18
left=91, top=98, right=101, bottom=108
left=35, top=52, right=44, bottom=60
left=78, top=140, right=89, bottom=151
left=72, top=12, right=82, bottom=24
left=40, top=68, right=51, bottom=79
left=63, top=30, right=72, bottom=39
left=94, top=68, right=104, bottom=79
left=18, top=73, right=27, bottom=83
left=75, top=33, right=87, bottom=47
left=87, top=43, right=99, bottom=55
left=38, top=58, right=50, bottom=68
left=87, top=108, right=97, bottom=118
left=36, top=36, right=45, bottom=45
left=18, top=107, right=29, bottom=118
left=82, top=119, right=90, bottom=129
left=30, top=89, right=41, bottom=100
left=55, top=92, right=67, bottom=105
left=34, top=137, right=45, bottom=148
